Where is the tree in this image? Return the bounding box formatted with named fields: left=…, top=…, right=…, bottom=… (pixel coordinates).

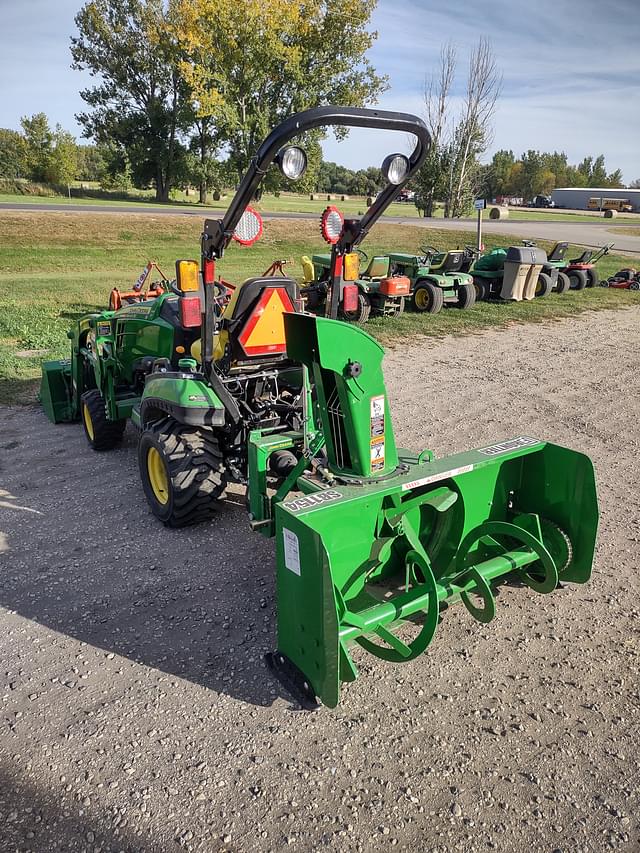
left=629, top=178, right=640, bottom=189
left=0, top=129, right=28, bottom=179
left=71, top=0, right=191, bottom=201
left=483, top=148, right=515, bottom=199
left=20, top=113, right=54, bottom=182
left=45, top=126, right=79, bottom=187
left=415, top=42, right=456, bottom=217
left=169, top=0, right=387, bottom=182
left=77, top=145, right=108, bottom=182
left=415, top=38, right=501, bottom=218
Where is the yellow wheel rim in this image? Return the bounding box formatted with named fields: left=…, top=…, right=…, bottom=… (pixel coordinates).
left=147, top=446, right=170, bottom=505
left=82, top=402, right=94, bottom=441
left=414, top=288, right=429, bottom=309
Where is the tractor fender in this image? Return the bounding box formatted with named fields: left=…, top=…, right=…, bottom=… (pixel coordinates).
left=139, top=372, right=226, bottom=428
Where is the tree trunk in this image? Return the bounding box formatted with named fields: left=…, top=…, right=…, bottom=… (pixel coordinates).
left=156, top=169, right=169, bottom=203
left=199, top=181, right=207, bottom=204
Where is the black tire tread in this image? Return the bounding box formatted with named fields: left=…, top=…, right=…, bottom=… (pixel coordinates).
left=139, top=419, right=227, bottom=527
left=338, top=292, right=371, bottom=326
left=555, top=272, right=571, bottom=294
left=413, top=280, right=444, bottom=314
left=81, top=389, right=126, bottom=451
left=457, top=281, right=476, bottom=309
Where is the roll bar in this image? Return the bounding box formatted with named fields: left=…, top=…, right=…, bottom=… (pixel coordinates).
left=202, top=105, right=431, bottom=259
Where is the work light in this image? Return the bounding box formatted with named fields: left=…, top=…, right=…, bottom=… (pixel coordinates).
left=320, top=205, right=344, bottom=244
left=381, top=153, right=410, bottom=185
left=276, top=146, right=308, bottom=181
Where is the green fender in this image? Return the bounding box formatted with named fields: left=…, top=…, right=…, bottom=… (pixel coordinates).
left=138, top=372, right=226, bottom=428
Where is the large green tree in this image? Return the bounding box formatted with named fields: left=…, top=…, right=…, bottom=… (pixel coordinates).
left=169, top=0, right=387, bottom=181
left=71, top=0, right=191, bottom=201
left=0, top=129, right=28, bottom=179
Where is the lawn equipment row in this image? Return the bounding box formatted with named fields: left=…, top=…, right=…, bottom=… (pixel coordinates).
left=40, top=106, right=599, bottom=709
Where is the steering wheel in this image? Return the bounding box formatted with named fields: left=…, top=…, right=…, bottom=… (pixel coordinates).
left=356, top=249, right=368, bottom=263
left=420, top=245, right=438, bottom=261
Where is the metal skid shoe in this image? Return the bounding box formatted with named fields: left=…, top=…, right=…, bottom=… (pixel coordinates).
left=264, top=314, right=599, bottom=709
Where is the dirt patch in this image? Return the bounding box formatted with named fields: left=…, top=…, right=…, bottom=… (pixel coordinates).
left=1, top=307, right=638, bottom=852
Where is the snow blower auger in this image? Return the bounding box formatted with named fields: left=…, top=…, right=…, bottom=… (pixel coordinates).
left=261, top=312, right=599, bottom=708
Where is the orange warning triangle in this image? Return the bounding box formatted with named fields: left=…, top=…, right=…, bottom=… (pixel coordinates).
left=238, top=287, right=295, bottom=356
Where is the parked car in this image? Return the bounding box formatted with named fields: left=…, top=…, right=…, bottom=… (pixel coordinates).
left=532, top=195, right=555, bottom=208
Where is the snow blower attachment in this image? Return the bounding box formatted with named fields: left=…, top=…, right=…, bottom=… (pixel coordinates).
left=264, top=313, right=598, bottom=708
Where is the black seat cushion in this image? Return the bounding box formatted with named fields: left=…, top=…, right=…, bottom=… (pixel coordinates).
left=547, top=242, right=568, bottom=262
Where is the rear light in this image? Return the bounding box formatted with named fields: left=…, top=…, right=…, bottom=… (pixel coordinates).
left=176, top=259, right=199, bottom=292
left=203, top=257, right=215, bottom=285
left=179, top=296, right=201, bottom=328
left=378, top=275, right=410, bottom=296
left=342, top=284, right=359, bottom=312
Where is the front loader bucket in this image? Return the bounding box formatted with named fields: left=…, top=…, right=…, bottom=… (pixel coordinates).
left=272, top=438, right=598, bottom=708
left=39, top=359, right=74, bottom=423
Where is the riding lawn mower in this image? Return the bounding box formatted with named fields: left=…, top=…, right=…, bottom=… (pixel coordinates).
left=40, top=107, right=599, bottom=708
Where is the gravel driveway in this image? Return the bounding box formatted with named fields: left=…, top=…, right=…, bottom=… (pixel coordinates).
left=1, top=307, right=639, bottom=853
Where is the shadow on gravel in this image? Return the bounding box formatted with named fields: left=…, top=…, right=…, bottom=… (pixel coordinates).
left=0, top=417, right=294, bottom=710
left=0, top=767, right=156, bottom=853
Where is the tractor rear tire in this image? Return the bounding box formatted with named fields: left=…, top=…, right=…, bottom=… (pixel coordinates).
left=412, top=281, right=444, bottom=314
left=138, top=420, right=227, bottom=527
left=339, top=292, right=371, bottom=326
left=555, top=272, right=571, bottom=294
left=535, top=272, right=552, bottom=297
left=568, top=269, right=587, bottom=290
left=81, top=389, right=126, bottom=451
left=585, top=268, right=598, bottom=288
left=472, top=277, right=489, bottom=301
left=456, top=282, right=476, bottom=309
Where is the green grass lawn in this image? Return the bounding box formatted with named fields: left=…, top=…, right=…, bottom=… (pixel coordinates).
left=1, top=211, right=638, bottom=405
left=1, top=188, right=633, bottom=224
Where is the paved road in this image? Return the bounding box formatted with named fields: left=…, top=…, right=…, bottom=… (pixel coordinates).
left=1, top=201, right=639, bottom=253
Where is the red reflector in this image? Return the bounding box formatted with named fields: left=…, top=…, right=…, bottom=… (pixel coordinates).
left=203, top=258, right=215, bottom=285
left=342, top=284, right=358, bottom=312
left=179, top=296, right=201, bottom=328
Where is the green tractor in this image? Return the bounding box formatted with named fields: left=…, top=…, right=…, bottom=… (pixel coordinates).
left=40, top=107, right=599, bottom=709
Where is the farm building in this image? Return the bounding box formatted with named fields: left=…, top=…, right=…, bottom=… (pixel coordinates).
left=551, top=187, right=640, bottom=212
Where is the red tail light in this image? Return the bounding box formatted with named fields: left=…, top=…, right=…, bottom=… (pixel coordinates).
left=203, top=258, right=215, bottom=285
left=342, top=284, right=359, bottom=312
left=179, top=296, right=201, bottom=328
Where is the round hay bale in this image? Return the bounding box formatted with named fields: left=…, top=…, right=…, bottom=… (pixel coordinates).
left=489, top=206, right=508, bottom=220
left=341, top=194, right=349, bottom=201
left=366, top=196, right=373, bottom=206
left=603, top=208, right=617, bottom=218
left=327, top=194, right=334, bottom=201
left=309, top=193, right=316, bottom=200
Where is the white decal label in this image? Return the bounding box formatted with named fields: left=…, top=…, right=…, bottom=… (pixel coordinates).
left=283, top=528, right=301, bottom=575
left=402, top=464, right=474, bottom=491
left=282, top=489, right=343, bottom=513
left=478, top=436, right=539, bottom=456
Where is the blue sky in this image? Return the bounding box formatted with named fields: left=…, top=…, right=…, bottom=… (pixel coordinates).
left=0, top=0, right=639, bottom=182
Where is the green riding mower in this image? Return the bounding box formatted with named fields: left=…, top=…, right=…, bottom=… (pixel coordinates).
left=469, top=244, right=553, bottom=301
left=386, top=246, right=476, bottom=312
left=40, top=107, right=599, bottom=709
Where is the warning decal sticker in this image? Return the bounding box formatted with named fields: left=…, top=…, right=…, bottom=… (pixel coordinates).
left=283, top=528, right=301, bottom=575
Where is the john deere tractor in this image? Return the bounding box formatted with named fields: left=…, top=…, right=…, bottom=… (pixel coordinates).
left=41, top=107, right=599, bottom=708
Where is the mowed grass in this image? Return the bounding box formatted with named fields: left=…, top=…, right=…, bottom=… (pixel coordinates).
left=1, top=189, right=632, bottom=223
left=0, top=211, right=638, bottom=404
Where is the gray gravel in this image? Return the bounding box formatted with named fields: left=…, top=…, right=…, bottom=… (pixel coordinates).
left=1, top=306, right=639, bottom=852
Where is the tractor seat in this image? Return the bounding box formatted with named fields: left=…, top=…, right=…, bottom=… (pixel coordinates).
left=363, top=256, right=390, bottom=279
left=191, top=277, right=299, bottom=366
left=301, top=255, right=315, bottom=282
left=547, top=241, right=568, bottom=261
left=569, top=249, right=593, bottom=264
left=428, top=250, right=464, bottom=273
